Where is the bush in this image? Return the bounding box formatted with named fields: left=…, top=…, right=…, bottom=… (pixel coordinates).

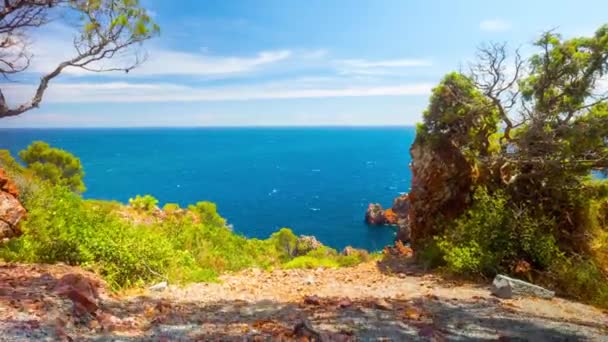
left=433, top=188, right=562, bottom=276
left=162, top=202, right=181, bottom=213
left=128, top=194, right=158, bottom=212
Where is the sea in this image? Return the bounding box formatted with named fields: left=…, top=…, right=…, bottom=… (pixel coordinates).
left=0, top=127, right=416, bottom=251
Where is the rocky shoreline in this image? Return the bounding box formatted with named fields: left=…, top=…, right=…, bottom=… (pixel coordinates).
left=365, top=193, right=411, bottom=243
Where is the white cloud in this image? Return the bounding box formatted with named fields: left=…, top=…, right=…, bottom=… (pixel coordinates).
left=335, top=58, right=432, bottom=76
left=22, top=23, right=292, bottom=77
left=2, top=80, right=433, bottom=104
left=480, top=19, right=511, bottom=32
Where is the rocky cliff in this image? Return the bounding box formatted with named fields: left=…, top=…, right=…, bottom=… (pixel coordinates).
left=0, top=168, right=26, bottom=242
left=366, top=137, right=475, bottom=249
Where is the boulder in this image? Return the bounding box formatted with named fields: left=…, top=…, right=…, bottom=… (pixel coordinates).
left=365, top=203, right=386, bottom=225
left=294, top=235, right=323, bottom=256
left=384, top=208, right=398, bottom=224
left=408, top=141, right=474, bottom=248
left=490, top=274, right=555, bottom=299
left=0, top=169, right=26, bottom=242
left=54, top=273, right=101, bottom=316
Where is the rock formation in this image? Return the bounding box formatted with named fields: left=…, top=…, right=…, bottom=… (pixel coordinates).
left=0, top=168, right=26, bottom=242
left=407, top=141, right=474, bottom=247
left=294, top=235, right=323, bottom=256
left=364, top=203, right=386, bottom=225
left=364, top=138, right=475, bottom=247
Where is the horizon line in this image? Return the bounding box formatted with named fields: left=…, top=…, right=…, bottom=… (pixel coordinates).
left=0, top=124, right=418, bottom=129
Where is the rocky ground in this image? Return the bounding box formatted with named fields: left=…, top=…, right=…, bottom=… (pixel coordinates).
left=0, top=258, right=607, bottom=341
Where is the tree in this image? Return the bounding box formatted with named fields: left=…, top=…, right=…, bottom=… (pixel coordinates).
left=0, top=0, right=159, bottom=119
left=19, top=141, right=86, bottom=192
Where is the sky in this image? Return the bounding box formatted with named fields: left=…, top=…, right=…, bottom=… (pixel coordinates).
left=1, top=0, right=608, bottom=128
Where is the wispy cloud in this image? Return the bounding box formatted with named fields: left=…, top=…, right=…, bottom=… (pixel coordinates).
left=480, top=19, right=511, bottom=32
left=2, top=80, right=433, bottom=104
left=335, top=58, right=432, bottom=76
left=23, top=23, right=292, bottom=77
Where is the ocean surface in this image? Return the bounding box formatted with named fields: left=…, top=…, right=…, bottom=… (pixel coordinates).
left=0, top=127, right=415, bottom=251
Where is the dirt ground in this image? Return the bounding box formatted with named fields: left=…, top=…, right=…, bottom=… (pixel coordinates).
left=0, top=259, right=607, bottom=341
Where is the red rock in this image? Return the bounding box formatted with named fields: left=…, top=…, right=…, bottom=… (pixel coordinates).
left=0, top=169, right=26, bottom=241
left=54, top=274, right=100, bottom=316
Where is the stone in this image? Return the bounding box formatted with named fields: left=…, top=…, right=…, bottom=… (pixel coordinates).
left=294, top=235, right=324, bottom=256
left=490, top=274, right=555, bottom=299
left=304, top=295, right=321, bottom=305
left=54, top=274, right=101, bottom=316
left=149, top=281, right=168, bottom=292
left=0, top=169, right=26, bottom=241
left=365, top=203, right=386, bottom=225
left=304, top=275, right=315, bottom=285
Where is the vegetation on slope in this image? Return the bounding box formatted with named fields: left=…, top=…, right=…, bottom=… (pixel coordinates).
left=411, top=26, right=608, bottom=307
left=0, top=143, right=371, bottom=290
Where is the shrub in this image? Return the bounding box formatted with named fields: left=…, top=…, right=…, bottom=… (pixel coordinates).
left=269, top=227, right=298, bottom=259
left=128, top=194, right=158, bottom=212
left=162, top=202, right=181, bottom=213
left=434, top=188, right=562, bottom=276
left=0, top=185, right=185, bottom=289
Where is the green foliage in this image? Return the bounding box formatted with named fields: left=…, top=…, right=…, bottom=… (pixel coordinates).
left=411, top=25, right=608, bottom=307
left=162, top=202, right=180, bottom=213
left=18, top=141, right=86, bottom=193
left=128, top=194, right=158, bottom=212
left=283, top=256, right=340, bottom=269
left=418, top=72, right=499, bottom=158
left=435, top=188, right=563, bottom=276
left=269, top=228, right=298, bottom=259
left=188, top=201, right=226, bottom=227
left=548, top=257, right=608, bottom=307
left=0, top=184, right=182, bottom=289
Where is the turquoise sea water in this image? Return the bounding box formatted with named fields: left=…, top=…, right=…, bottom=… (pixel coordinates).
left=0, top=127, right=415, bottom=250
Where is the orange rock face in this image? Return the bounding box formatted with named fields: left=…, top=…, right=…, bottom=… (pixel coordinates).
left=0, top=168, right=26, bottom=241
left=384, top=208, right=398, bottom=225
left=407, top=141, right=473, bottom=248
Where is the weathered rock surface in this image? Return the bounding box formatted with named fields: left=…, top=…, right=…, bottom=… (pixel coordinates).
left=407, top=141, right=474, bottom=247
left=294, top=235, right=323, bottom=256
left=491, top=274, right=555, bottom=299
left=0, top=169, right=26, bottom=242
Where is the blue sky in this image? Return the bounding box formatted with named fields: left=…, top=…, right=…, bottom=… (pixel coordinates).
left=1, top=0, right=607, bottom=127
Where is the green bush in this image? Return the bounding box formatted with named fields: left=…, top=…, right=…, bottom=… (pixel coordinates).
left=0, top=185, right=186, bottom=288
left=434, top=188, right=562, bottom=276
left=128, top=194, right=158, bottom=212
left=162, top=202, right=181, bottom=213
